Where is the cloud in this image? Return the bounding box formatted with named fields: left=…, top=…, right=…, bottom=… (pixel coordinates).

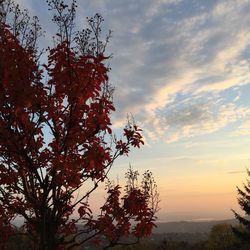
left=227, top=170, right=246, bottom=174
left=105, top=0, right=250, bottom=142
left=144, top=94, right=250, bottom=142
left=14, top=0, right=250, bottom=143
left=234, top=120, right=250, bottom=135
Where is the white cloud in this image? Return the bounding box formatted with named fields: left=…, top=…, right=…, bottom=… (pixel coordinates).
left=144, top=95, right=250, bottom=142
left=235, top=120, right=250, bottom=135
left=106, top=0, right=250, bottom=142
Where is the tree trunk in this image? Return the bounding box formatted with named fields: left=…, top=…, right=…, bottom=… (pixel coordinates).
left=39, top=213, right=59, bottom=250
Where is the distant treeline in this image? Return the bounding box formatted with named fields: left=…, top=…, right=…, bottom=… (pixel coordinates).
left=2, top=222, right=250, bottom=250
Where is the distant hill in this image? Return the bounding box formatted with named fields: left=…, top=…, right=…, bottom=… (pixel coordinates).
left=154, top=218, right=239, bottom=234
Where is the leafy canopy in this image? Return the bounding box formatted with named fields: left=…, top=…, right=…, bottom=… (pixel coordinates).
left=0, top=0, right=159, bottom=249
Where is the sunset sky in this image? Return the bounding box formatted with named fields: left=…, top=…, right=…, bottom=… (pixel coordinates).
left=17, top=0, right=250, bottom=222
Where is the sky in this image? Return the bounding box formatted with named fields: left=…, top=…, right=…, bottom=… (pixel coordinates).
left=15, top=0, right=250, bottom=222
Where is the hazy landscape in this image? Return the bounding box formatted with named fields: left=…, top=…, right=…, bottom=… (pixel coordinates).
left=7, top=217, right=247, bottom=249
left=155, top=218, right=238, bottom=234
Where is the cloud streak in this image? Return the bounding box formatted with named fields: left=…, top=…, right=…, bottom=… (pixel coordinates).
left=145, top=94, right=250, bottom=142
left=227, top=170, right=246, bottom=175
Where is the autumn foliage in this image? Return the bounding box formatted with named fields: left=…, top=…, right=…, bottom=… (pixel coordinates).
left=0, top=0, right=159, bottom=249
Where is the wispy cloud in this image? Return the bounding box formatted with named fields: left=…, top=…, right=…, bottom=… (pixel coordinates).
left=227, top=170, right=246, bottom=174
left=146, top=94, right=250, bottom=142
left=105, top=0, right=250, bottom=142
left=234, top=120, right=250, bottom=135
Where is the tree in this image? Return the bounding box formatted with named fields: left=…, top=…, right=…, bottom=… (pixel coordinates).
left=207, top=223, right=240, bottom=250
left=0, top=0, right=159, bottom=249
left=232, top=169, right=250, bottom=242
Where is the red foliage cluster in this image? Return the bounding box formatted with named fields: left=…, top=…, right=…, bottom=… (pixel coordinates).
left=0, top=1, right=159, bottom=249
left=79, top=169, right=158, bottom=249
